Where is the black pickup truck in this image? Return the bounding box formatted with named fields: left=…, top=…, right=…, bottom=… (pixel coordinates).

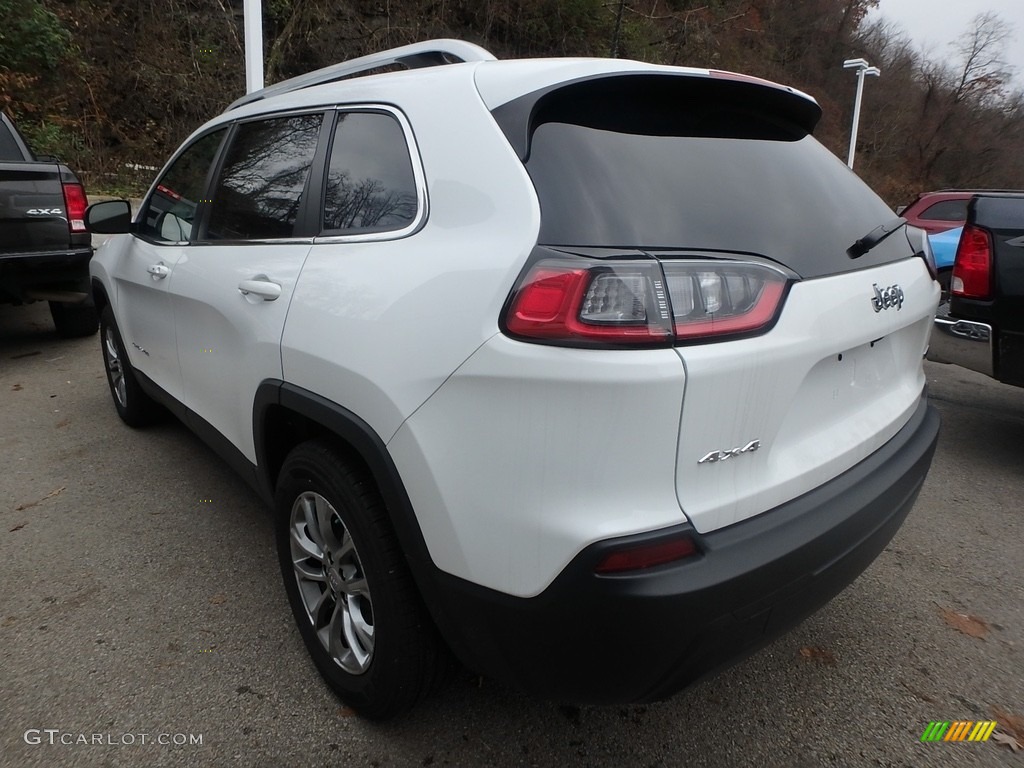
left=0, top=112, right=97, bottom=337
left=930, top=192, right=1024, bottom=386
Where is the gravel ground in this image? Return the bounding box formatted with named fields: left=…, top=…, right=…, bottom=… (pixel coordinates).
left=1, top=300, right=1021, bottom=767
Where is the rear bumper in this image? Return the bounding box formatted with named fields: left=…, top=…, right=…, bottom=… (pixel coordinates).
left=429, top=396, right=939, bottom=704
left=0, top=248, right=93, bottom=303
left=929, top=303, right=993, bottom=377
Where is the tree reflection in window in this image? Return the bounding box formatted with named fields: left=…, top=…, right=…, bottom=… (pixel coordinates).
left=141, top=128, right=225, bottom=242
left=324, top=112, right=417, bottom=233
left=206, top=114, right=322, bottom=240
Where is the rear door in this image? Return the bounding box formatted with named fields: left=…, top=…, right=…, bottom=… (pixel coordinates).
left=168, top=111, right=324, bottom=461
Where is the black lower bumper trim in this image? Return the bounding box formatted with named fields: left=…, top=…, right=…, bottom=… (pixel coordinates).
left=426, top=397, right=940, bottom=704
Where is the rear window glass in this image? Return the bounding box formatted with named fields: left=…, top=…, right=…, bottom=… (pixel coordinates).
left=0, top=121, right=26, bottom=161
left=508, top=76, right=908, bottom=278
left=919, top=199, right=968, bottom=222
left=322, top=111, right=418, bottom=234
left=973, top=196, right=1024, bottom=229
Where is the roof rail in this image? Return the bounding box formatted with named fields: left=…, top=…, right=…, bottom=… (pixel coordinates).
left=226, top=39, right=496, bottom=111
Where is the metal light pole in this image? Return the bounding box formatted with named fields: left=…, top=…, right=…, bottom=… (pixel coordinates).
left=243, top=0, right=265, bottom=94
left=843, top=58, right=880, bottom=170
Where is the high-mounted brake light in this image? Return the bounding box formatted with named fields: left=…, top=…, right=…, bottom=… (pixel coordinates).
left=504, top=258, right=788, bottom=347
left=61, top=181, right=88, bottom=233
left=951, top=225, right=993, bottom=299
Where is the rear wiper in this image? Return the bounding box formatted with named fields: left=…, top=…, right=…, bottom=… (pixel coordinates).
left=847, top=217, right=907, bottom=259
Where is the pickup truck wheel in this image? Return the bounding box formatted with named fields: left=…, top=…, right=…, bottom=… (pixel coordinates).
left=99, top=306, right=163, bottom=427
left=50, top=301, right=98, bottom=338
left=275, top=441, right=449, bottom=719
left=937, top=268, right=951, bottom=303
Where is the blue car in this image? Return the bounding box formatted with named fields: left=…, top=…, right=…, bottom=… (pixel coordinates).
left=928, top=226, right=962, bottom=298
left=929, top=225, right=962, bottom=271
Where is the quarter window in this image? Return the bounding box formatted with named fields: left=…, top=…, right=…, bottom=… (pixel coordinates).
left=139, top=129, right=226, bottom=242
left=205, top=113, right=323, bottom=240
left=919, top=199, right=968, bottom=222
left=0, top=121, right=25, bottom=161
left=323, top=112, right=418, bottom=234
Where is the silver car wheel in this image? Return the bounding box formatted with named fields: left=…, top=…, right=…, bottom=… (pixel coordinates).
left=103, top=325, right=127, bottom=408
left=289, top=491, right=375, bottom=675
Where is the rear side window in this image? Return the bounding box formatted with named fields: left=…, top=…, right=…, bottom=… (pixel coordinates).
left=0, top=121, right=27, bottom=161
left=322, top=111, right=418, bottom=234
left=496, top=75, right=908, bottom=279
left=973, top=195, right=1024, bottom=229
left=206, top=113, right=323, bottom=240
left=139, top=129, right=226, bottom=242
left=919, top=199, right=968, bottom=222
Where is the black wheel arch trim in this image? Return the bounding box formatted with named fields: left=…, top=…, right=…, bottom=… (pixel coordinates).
left=252, top=380, right=476, bottom=659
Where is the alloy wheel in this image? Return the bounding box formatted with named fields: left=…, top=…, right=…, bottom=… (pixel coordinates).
left=289, top=491, right=375, bottom=674
left=103, top=325, right=127, bottom=408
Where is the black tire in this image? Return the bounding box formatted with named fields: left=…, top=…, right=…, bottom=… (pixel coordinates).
left=275, top=441, right=450, bottom=719
left=50, top=300, right=98, bottom=338
left=99, top=305, right=163, bottom=427
left=937, top=268, right=952, bottom=304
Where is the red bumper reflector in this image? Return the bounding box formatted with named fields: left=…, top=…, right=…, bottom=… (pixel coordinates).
left=594, top=537, right=698, bottom=574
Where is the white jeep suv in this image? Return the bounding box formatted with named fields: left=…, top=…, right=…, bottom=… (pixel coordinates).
left=87, top=40, right=941, bottom=718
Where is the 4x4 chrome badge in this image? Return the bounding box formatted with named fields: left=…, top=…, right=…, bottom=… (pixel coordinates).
left=872, top=283, right=904, bottom=312
left=698, top=440, right=760, bottom=464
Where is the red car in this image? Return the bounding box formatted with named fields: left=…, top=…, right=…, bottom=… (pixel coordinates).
left=899, top=189, right=1021, bottom=234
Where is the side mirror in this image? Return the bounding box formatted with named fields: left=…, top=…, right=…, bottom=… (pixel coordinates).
left=85, top=200, right=132, bottom=234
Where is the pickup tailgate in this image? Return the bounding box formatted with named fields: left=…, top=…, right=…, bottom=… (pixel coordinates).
left=946, top=194, right=1024, bottom=386
left=977, top=195, right=1024, bottom=332
left=0, top=162, right=74, bottom=253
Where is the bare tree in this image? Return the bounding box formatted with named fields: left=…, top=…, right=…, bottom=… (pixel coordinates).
left=950, top=11, right=1015, bottom=105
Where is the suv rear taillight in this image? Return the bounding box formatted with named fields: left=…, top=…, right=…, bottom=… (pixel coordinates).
left=663, top=262, right=788, bottom=340
left=62, top=181, right=88, bottom=233
left=951, top=225, right=993, bottom=299
left=504, top=259, right=789, bottom=347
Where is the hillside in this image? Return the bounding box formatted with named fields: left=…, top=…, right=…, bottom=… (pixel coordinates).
left=3, top=0, right=1022, bottom=204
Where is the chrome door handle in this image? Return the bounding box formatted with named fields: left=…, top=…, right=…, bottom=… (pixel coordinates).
left=147, top=264, right=170, bottom=279
left=238, top=279, right=282, bottom=301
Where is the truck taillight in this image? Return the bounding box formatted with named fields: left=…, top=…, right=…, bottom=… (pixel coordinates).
left=62, top=182, right=88, bottom=233
left=504, top=259, right=789, bottom=347
left=951, top=225, right=993, bottom=299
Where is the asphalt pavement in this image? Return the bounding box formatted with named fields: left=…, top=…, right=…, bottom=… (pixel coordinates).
left=1, top=300, right=1021, bottom=767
